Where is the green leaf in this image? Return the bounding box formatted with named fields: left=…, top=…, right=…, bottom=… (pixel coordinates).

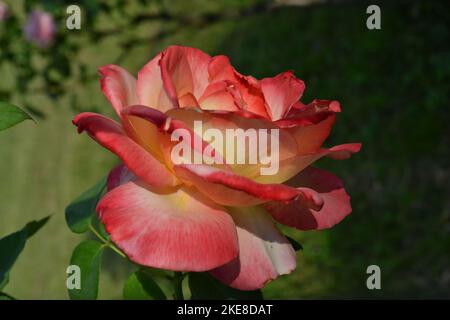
left=189, top=272, right=263, bottom=300
left=0, top=292, right=16, bottom=300
left=0, top=216, right=50, bottom=288
left=286, top=236, right=303, bottom=251
left=68, top=240, right=104, bottom=300
left=0, top=101, right=33, bottom=131
left=0, top=231, right=26, bottom=289
left=65, top=177, right=107, bottom=234
left=24, top=216, right=51, bottom=238
left=123, top=270, right=167, bottom=300
left=0, top=273, right=9, bottom=290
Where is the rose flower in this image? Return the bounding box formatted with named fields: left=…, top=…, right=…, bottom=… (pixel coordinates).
left=73, top=45, right=361, bottom=290
left=24, top=9, right=56, bottom=48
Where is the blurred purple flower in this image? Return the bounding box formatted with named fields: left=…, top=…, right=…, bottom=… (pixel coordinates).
left=24, top=9, right=56, bottom=48
left=0, top=2, right=10, bottom=22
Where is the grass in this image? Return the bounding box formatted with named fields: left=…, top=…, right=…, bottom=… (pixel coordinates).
left=0, top=0, right=449, bottom=299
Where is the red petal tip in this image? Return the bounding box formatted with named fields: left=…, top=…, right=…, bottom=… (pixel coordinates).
left=121, top=105, right=168, bottom=129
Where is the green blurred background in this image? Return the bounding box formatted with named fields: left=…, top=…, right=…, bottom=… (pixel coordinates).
left=0, top=0, right=449, bottom=299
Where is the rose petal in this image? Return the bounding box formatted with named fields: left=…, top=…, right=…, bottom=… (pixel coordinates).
left=210, top=206, right=296, bottom=290
left=73, top=112, right=178, bottom=187
left=137, top=52, right=176, bottom=112
left=174, top=164, right=323, bottom=209
left=209, top=55, right=269, bottom=118
left=289, top=114, right=336, bottom=154
left=99, top=64, right=139, bottom=117
left=277, top=100, right=341, bottom=127
left=122, top=105, right=229, bottom=168
left=254, top=143, right=362, bottom=184
left=261, top=71, right=305, bottom=121
left=198, top=81, right=240, bottom=112
left=165, top=108, right=298, bottom=178
left=178, top=92, right=200, bottom=109
left=160, top=45, right=211, bottom=102
left=264, top=167, right=352, bottom=230
left=98, top=62, right=167, bottom=160
left=107, top=164, right=135, bottom=191
left=208, top=55, right=236, bottom=83
left=97, top=181, right=239, bottom=271
left=120, top=113, right=166, bottom=162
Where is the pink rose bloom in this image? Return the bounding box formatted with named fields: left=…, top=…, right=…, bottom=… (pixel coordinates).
left=0, top=2, right=9, bottom=22
left=24, top=9, right=55, bottom=48
left=73, top=46, right=361, bottom=290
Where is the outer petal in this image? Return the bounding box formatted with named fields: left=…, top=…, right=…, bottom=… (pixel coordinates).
left=122, top=105, right=229, bottom=169
left=137, top=53, right=176, bottom=112
left=120, top=113, right=166, bottom=162
left=99, top=65, right=139, bottom=116
left=174, top=164, right=323, bottom=209
left=254, top=143, right=362, bottom=184
left=97, top=181, right=239, bottom=271
left=73, top=112, right=178, bottom=187
left=277, top=100, right=341, bottom=127
left=264, top=167, right=352, bottom=230
left=260, top=71, right=305, bottom=121
left=289, top=114, right=336, bottom=154
left=210, top=206, right=296, bottom=291
left=275, top=97, right=340, bottom=156
left=98, top=64, right=167, bottom=161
